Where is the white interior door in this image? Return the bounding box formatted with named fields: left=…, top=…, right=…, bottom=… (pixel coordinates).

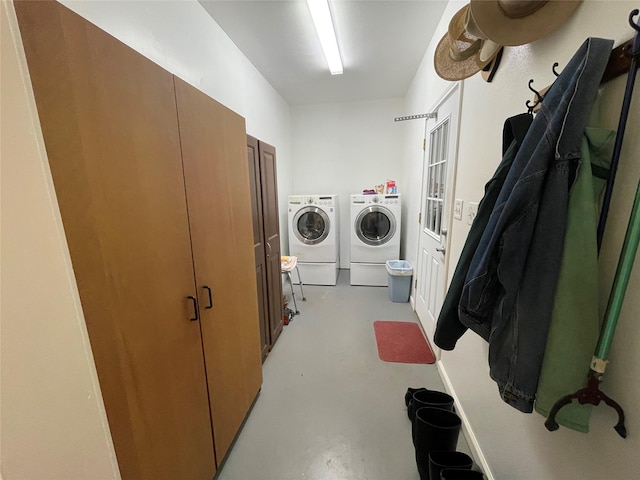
left=415, top=84, right=461, bottom=342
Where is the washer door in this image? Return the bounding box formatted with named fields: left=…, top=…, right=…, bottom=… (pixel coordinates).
left=293, top=207, right=330, bottom=245
left=355, top=206, right=396, bottom=246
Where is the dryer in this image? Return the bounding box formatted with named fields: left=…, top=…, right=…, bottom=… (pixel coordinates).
left=350, top=194, right=401, bottom=286
left=288, top=195, right=339, bottom=285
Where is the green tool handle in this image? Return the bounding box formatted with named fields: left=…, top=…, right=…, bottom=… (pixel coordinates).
left=596, top=179, right=640, bottom=359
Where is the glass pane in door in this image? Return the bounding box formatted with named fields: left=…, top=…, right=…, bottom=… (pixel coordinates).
left=424, top=118, right=450, bottom=237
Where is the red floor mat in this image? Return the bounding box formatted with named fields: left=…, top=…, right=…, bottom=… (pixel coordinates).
left=373, top=321, right=435, bottom=364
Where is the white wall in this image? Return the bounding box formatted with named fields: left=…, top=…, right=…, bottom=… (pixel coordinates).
left=290, top=98, right=403, bottom=266
left=401, top=1, right=640, bottom=478
left=1, top=1, right=292, bottom=478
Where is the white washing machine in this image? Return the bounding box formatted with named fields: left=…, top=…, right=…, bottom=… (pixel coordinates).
left=350, top=194, right=401, bottom=286
left=288, top=194, right=339, bottom=285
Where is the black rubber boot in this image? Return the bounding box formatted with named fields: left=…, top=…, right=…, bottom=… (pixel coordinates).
left=405, top=387, right=429, bottom=420
left=405, top=387, right=428, bottom=408
left=410, top=390, right=455, bottom=445
left=409, top=389, right=454, bottom=421
left=413, top=407, right=461, bottom=480
left=428, top=451, right=473, bottom=480
left=440, top=468, right=485, bottom=479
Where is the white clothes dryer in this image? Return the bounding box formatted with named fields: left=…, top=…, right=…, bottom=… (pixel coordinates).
left=350, top=194, right=401, bottom=286
left=288, top=195, right=339, bottom=285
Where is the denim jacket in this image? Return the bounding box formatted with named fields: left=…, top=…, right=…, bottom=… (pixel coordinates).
left=458, top=38, right=614, bottom=413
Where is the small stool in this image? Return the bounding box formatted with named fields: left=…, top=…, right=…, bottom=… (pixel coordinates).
left=281, top=256, right=306, bottom=315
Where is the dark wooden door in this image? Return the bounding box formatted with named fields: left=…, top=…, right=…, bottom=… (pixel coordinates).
left=248, top=135, right=270, bottom=361
left=175, top=78, right=263, bottom=465
left=259, top=141, right=284, bottom=344
left=15, top=2, right=215, bottom=479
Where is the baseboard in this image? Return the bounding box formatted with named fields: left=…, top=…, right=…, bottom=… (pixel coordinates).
left=436, top=360, right=494, bottom=480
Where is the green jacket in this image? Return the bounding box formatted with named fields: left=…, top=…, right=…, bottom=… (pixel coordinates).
left=534, top=125, right=615, bottom=432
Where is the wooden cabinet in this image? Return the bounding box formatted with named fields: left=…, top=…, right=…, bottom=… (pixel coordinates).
left=175, top=79, right=262, bottom=461
left=15, top=2, right=261, bottom=479
left=248, top=136, right=272, bottom=360
left=247, top=136, right=284, bottom=360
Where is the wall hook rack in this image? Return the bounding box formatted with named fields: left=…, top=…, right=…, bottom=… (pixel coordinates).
left=394, top=112, right=437, bottom=122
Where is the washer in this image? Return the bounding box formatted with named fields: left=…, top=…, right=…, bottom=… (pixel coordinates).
left=350, top=194, right=401, bottom=286
left=288, top=194, right=339, bottom=285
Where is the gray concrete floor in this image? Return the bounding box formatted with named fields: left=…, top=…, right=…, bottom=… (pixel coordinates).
left=216, top=269, right=471, bottom=480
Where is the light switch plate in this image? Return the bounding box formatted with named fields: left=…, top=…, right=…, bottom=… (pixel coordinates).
left=454, top=199, right=463, bottom=220
left=468, top=202, right=479, bottom=225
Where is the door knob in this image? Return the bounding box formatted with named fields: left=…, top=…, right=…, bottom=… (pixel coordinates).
left=441, top=227, right=448, bottom=236
left=436, top=246, right=446, bottom=253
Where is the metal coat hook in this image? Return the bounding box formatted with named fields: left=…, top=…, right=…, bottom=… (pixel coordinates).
left=525, top=99, right=536, bottom=115
left=552, top=62, right=561, bottom=77
left=525, top=79, right=544, bottom=114
left=528, top=79, right=544, bottom=103
left=630, top=8, right=640, bottom=32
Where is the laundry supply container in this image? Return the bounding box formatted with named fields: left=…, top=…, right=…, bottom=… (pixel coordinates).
left=386, top=260, right=413, bottom=302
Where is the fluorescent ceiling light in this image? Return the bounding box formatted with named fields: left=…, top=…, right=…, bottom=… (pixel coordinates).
left=307, top=0, right=343, bottom=75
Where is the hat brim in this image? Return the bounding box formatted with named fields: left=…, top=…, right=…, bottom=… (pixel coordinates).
left=434, top=33, right=476, bottom=81
left=434, top=34, right=499, bottom=81
left=469, top=0, right=582, bottom=46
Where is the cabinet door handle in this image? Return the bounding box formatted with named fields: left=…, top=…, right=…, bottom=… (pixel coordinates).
left=187, top=296, right=199, bottom=321
left=266, top=242, right=272, bottom=256
left=203, top=286, right=213, bottom=309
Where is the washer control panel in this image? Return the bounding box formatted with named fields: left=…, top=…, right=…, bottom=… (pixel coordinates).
left=305, top=195, right=335, bottom=206
left=350, top=194, right=400, bottom=205
left=364, top=194, right=399, bottom=205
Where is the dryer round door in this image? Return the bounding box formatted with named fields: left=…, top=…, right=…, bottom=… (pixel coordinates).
left=355, top=206, right=396, bottom=246
left=293, top=206, right=330, bottom=245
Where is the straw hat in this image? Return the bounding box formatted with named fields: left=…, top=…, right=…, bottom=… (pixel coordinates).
left=469, top=0, right=582, bottom=46
left=434, top=4, right=502, bottom=81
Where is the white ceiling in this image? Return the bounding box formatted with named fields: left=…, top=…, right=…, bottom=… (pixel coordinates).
left=199, top=0, right=448, bottom=105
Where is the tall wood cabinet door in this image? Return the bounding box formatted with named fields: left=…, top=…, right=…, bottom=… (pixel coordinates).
left=248, top=135, right=270, bottom=361
left=259, top=141, right=285, bottom=344
left=14, top=2, right=215, bottom=479
left=174, top=78, right=263, bottom=464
